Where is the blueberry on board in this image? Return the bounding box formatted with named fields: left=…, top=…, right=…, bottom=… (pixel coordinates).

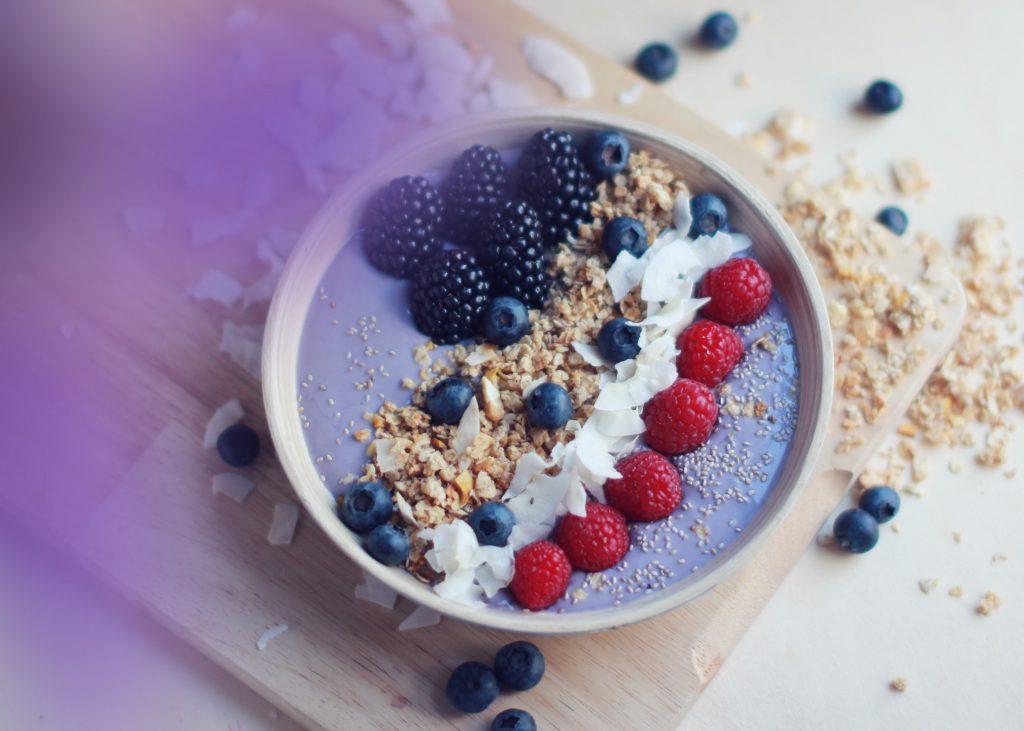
left=426, top=377, right=474, bottom=425
left=483, top=296, right=531, bottom=347
left=597, top=318, right=642, bottom=364
left=864, top=80, right=903, bottom=114
left=468, top=503, right=516, bottom=547
left=876, top=206, right=908, bottom=235
left=365, top=523, right=411, bottom=566
left=833, top=508, right=880, bottom=554
left=447, top=661, right=500, bottom=713
left=699, top=11, right=739, bottom=49
left=525, top=382, right=573, bottom=430
left=635, top=42, right=678, bottom=82
left=216, top=423, right=260, bottom=467
left=689, top=193, right=729, bottom=238
left=859, top=486, right=901, bottom=524
left=492, top=708, right=537, bottom=731
left=339, top=481, right=394, bottom=533
left=602, top=216, right=648, bottom=260
left=494, top=641, right=546, bottom=691
left=583, top=129, right=630, bottom=178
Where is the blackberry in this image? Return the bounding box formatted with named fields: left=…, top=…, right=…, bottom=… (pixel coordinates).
left=363, top=176, right=444, bottom=279
left=440, top=144, right=508, bottom=247
left=409, top=250, right=491, bottom=344
left=481, top=201, right=552, bottom=309
left=516, top=128, right=596, bottom=248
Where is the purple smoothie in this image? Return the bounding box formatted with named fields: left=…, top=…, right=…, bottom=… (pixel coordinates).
left=296, top=233, right=800, bottom=613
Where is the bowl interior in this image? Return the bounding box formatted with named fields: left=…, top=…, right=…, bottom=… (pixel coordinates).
left=263, top=108, right=833, bottom=635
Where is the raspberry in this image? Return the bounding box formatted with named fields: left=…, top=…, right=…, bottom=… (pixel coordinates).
left=604, top=451, right=683, bottom=522
left=554, top=503, right=629, bottom=572
left=510, top=541, right=571, bottom=610
left=643, top=379, right=718, bottom=455
left=675, top=320, right=744, bottom=387
left=698, top=257, right=772, bottom=325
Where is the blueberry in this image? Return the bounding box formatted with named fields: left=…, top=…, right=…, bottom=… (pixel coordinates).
left=832, top=508, right=880, bottom=554
left=583, top=129, right=630, bottom=179
left=216, top=423, right=260, bottom=467
left=876, top=206, right=908, bottom=235
left=426, top=377, right=474, bottom=425
left=492, top=709, right=537, bottom=731
left=602, top=216, right=648, bottom=260
left=483, top=297, right=531, bottom=347
left=365, top=523, right=411, bottom=566
left=635, top=42, right=678, bottom=82
left=494, top=641, right=545, bottom=691
left=597, top=318, right=642, bottom=364
left=699, top=11, right=739, bottom=49
left=689, top=193, right=729, bottom=238
left=525, top=382, right=572, bottom=430
left=864, top=80, right=903, bottom=114
left=859, top=486, right=901, bottom=524
left=446, top=661, right=499, bottom=713
left=339, top=481, right=393, bottom=533
left=468, top=503, right=516, bottom=547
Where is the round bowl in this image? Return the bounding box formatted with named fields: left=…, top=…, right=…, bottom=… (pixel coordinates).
left=263, top=107, right=833, bottom=635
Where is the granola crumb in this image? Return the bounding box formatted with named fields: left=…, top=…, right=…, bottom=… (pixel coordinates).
left=991, top=553, right=1009, bottom=563
left=948, top=585, right=964, bottom=598
left=890, top=522, right=901, bottom=534
left=891, top=158, right=932, bottom=195
left=975, top=591, right=1004, bottom=616
left=735, top=72, right=752, bottom=89
left=889, top=677, right=908, bottom=693
left=918, top=577, right=940, bottom=595
left=353, top=428, right=371, bottom=443
left=948, top=461, right=963, bottom=475
left=952, top=531, right=962, bottom=544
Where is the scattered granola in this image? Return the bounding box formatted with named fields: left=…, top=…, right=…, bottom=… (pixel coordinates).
left=948, top=585, right=964, bottom=599
left=918, top=577, right=939, bottom=595
left=975, top=591, right=1004, bottom=616
left=889, top=677, right=908, bottom=693
left=891, top=158, right=931, bottom=195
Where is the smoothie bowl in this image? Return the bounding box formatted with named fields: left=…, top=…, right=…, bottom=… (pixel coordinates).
left=263, top=108, right=833, bottom=634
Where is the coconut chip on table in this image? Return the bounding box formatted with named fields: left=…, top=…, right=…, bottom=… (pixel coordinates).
left=267, top=503, right=300, bottom=545
left=255, top=623, right=288, bottom=651
left=212, top=473, right=256, bottom=503
left=204, top=398, right=245, bottom=448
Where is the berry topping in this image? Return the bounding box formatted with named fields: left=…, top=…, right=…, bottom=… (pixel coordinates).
left=468, top=502, right=516, bottom=547
left=425, top=377, right=474, bottom=425
left=643, top=378, right=718, bottom=455
left=699, top=11, right=739, bottom=49
left=216, top=423, right=260, bottom=467
left=602, top=216, right=649, bottom=260
left=492, top=709, right=537, bottom=731
left=365, top=523, right=411, bottom=566
left=699, top=257, right=772, bottom=326
left=858, top=485, right=901, bottom=524
left=597, top=317, right=642, bottom=364
left=635, top=42, right=678, bottom=82
left=410, top=249, right=491, bottom=344
left=363, top=176, right=444, bottom=279
left=481, top=200, right=552, bottom=309
left=876, top=206, right=908, bottom=235
left=516, top=128, right=596, bottom=247
left=482, top=296, right=531, bottom=347
left=604, top=451, right=683, bottom=522
left=441, top=144, right=508, bottom=247
left=339, top=481, right=394, bottom=533
left=582, top=129, right=630, bottom=179
left=833, top=508, right=880, bottom=554
left=675, top=319, right=744, bottom=387
left=688, top=192, right=729, bottom=238
left=446, top=661, right=500, bottom=713
left=864, top=79, right=903, bottom=114
left=555, top=502, right=629, bottom=572
left=493, top=640, right=545, bottom=691
left=511, top=540, right=571, bottom=610
left=525, top=382, right=573, bottom=430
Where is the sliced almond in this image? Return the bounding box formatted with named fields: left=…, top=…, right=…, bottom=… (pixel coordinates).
left=481, top=376, right=505, bottom=423
left=452, top=470, right=474, bottom=505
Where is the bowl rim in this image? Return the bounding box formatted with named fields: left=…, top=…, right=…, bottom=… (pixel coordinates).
left=263, top=107, right=834, bottom=635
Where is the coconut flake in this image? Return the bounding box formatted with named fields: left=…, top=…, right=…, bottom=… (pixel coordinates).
left=507, top=522, right=552, bottom=551
left=398, top=0, right=453, bottom=29
left=617, top=83, right=644, bottom=106
left=521, top=376, right=548, bottom=400
left=474, top=545, right=514, bottom=597
left=242, top=239, right=284, bottom=311
left=465, top=344, right=497, bottom=366
left=373, top=438, right=401, bottom=472
left=590, top=408, right=645, bottom=438
left=452, top=397, right=480, bottom=459
left=212, top=473, right=255, bottom=503
left=487, top=79, right=537, bottom=109
left=220, top=321, right=264, bottom=380
left=521, top=36, right=593, bottom=99
left=204, top=399, right=245, bottom=448
left=185, top=270, right=243, bottom=307
left=354, top=571, right=399, bottom=609
left=505, top=469, right=574, bottom=526
left=398, top=606, right=441, bottom=631
left=572, top=341, right=608, bottom=368
left=191, top=211, right=251, bottom=248
left=122, top=207, right=165, bottom=237
left=607, top=251, right=647, bottom=302
left=394, top=491, right=419, bottom=527
left=504, top=451, right=552, bottom=500
left=267, top=503, right=300, bottom=546
left=256, top=623, right=288, bottom=651
left=376, top=22, right=411, bottom=59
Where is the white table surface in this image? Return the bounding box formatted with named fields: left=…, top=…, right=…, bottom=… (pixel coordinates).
left=2, top=1, right=1022, bottom=729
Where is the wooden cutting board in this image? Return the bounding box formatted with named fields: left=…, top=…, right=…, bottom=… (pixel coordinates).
left=0, top=0, right=965, bottom=729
